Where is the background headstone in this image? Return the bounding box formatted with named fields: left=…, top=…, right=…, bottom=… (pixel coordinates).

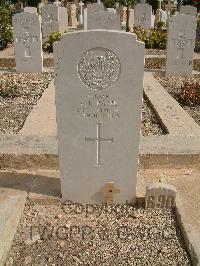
left=166, top=14, right=197, bottom=77
left=87, top=11, right=121, bottom=30
left=87, top=3, right=105, bottom=13
left=54, top=30, right=144, bottom=203
left=69, top=4, right=78, bottom=28
left=107, top=8, right=116, bottom=13
left=41, top=4, right=68, bottom=38
left=12, top=12, right=43, bottom=73
left=180, top=5, right=197, bottom=17
left=84, top=3, right=105, bottom=30
left=129, top=9, right=134, bottom=31
left=24, top=7, right=38, bottom=13
left=145, top=183, right=177, bottom=209
left=134, top=3, right=152, bottom=30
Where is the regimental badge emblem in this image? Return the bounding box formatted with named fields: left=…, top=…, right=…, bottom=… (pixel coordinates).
left=78, top=47, right=121, bottom=90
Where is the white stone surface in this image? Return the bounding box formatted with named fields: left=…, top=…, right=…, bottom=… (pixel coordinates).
left=84, top=3, right=105, bottom=30
left=129, top=9, right=134, bottom=31
left=87, top=11, right=120, bottom=30
left=134, top=3, right=152, bottom=30
left=166, top=14, right=197, bottom=77
left=79, top=1, right=84, bottom=24
left=54, top=30, right=144, bottom=203
left=12, top=12, right=43, bottom=73
left=151, top=13, right=155, bottom=28
left=87, top=3, right=105, bottom=13
left=83, top=8, right=87, bottom=30
left=24, top=7, right=37, bottom=13
left=41, top=4, right=68, bottom=38
left=180, top=5, right=197, bottom=17
left=161, top=10, right=168, bottom=23
left=107, top=8, right=116, bottom=13
left=145, top=183, right=177, bottom=209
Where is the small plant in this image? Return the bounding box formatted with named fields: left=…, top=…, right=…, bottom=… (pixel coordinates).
left=43, top=32, right=62, bottom=53
left=0, top=1, right=13, bottom=50
left=179, top=79, right=200, bottom=106
left=132, top=23, right=167, bottom=50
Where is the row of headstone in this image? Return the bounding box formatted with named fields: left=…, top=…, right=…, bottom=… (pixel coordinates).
left=20, top=5, right=68, bottom=37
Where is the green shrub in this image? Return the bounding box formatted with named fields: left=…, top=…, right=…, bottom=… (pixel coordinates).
left=0, top=1, right=13, bottom=50
left=132, top=22, right=167, bottom=50
left=195, top=40, right=200, bottom=53
left=43, top=32, right=62, bottom=53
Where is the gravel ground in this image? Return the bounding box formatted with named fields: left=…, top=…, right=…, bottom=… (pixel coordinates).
left=6, top=200, right=191, bottom=266
left=144, top=58, right=200, bottom=71
left=141, top=98, right=164, bottom=136
left=145, top=49, right=166, bottom=55
left=155, top=73, right=200, bottom=126
left=0, top=72, right=53, bottom=134
left=0, top=73, right=163, bottom=136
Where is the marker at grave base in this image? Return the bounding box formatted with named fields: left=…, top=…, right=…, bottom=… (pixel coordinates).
left=101, top=182, right=120, bottom=204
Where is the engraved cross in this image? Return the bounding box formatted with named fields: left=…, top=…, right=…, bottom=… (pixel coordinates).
left=45, top=14, right=56, bottom=31
left=172, top=30, right=193, bottom=59
left=85, top=123, right=113, bottom=166
left=16, top=30, right=38, bottom=57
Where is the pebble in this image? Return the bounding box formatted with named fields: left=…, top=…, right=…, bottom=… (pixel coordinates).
left=23, top=256, right=32, bottom=265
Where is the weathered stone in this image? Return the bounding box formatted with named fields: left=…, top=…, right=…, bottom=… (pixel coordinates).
left=180, top=5, right=197, bottom=17
left=24, top=7, right=37, bottom=13
left=54, top=30, right=144, bottom=203
left=145, top=183, right=177, bottom=209
left=12, top=12, right=43, bottom=73
left=166, top=14, right=197, bottom=77
left=134, top=3, right=152, bottom=30
left=87, top=11, right=120, bottom=30
left=41, top=4, right=68, bottom=38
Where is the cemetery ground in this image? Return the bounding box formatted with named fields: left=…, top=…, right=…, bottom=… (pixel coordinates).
left=0, top=62, right=200, bottom=265
left=0, top=27, right=200, bottom=265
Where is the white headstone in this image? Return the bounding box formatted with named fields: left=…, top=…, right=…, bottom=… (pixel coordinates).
left=54, top=30, right=144, bottom=203
left=180, top=5, right=197, bottom=17
left=134, top=3, right=152, bottom=30
left=151, top=13, right=155, bottom=27
left=87, top=11, right=121, bottom=30
left=161, top=10, right=168, bottom=23
left=79, top=1, right=84, bottom=24
left=107, top=8, right=116, bottom=13
left=24, top=7, right=37, bottom=13
left=83, top=8, right=87, bottom=30
left=41, top=4, right=68, bottom=38
left=129, top=9, right=134, bottom=31
left=12, top=12, right=43, bottom=73
left=84, top=3, right=105, bottom=30
left=166, top=14, right=197, bottom=77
